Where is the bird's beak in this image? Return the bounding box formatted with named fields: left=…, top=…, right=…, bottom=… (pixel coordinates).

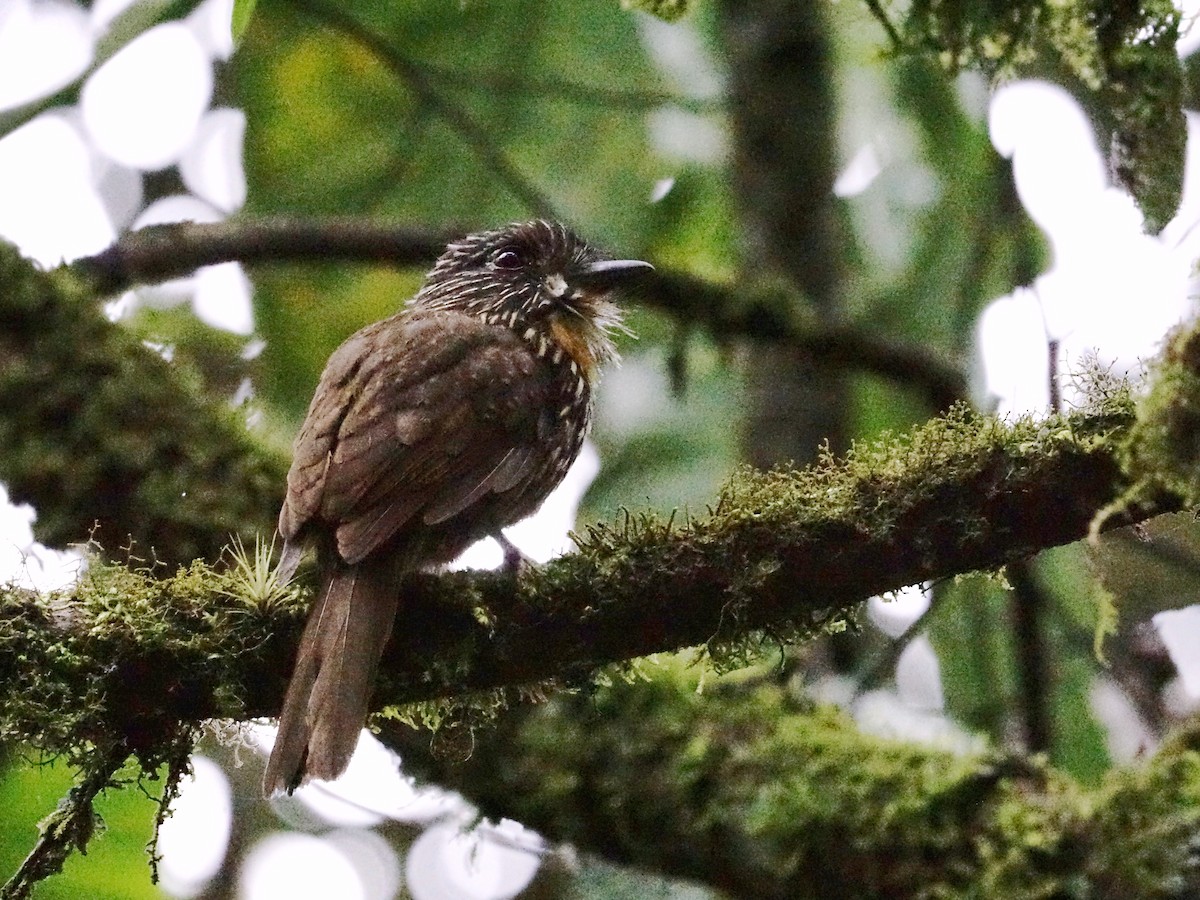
left=573, top=258, right=655, bottom=290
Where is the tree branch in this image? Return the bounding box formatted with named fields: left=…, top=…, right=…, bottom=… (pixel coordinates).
left=644, top=271, right=968, bottom=408
left=1008, top=560, right=1053, bottom=754
left=862, top=0, right=904, bottom=52
left=0, top=241, right=284, bottom=567
left=2, top=235, right=1195, bottom=896
left=388, top=679, right=1200, bottom=899
left=0, top=232, right=1156, bottom=740
left=370, top=398, right=1164, bottom=701
left=69, top=220, right=970, bottom=407
left=72, top=219, right=452, bottom=297
left=0, top=389, right=1173, bottom=763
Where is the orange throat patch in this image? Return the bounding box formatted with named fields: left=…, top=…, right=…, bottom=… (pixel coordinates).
left=549, top=317, right=598, bottom=380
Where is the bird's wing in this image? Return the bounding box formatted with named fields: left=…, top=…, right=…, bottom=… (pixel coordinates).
left=280, top=310, right=556, bottom=565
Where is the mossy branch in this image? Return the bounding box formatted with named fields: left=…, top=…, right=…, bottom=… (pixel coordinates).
left=0, top=241, right=284, bottom=567
left=0, top=378, right=1177, bottom=896
left=0, top=229, right=1187, bottom=763
left=389, top=677, right=1200, bottom=899
left=890, top=0, right=1185, bottom=232
left=0, top=392, right=1169, bottom=765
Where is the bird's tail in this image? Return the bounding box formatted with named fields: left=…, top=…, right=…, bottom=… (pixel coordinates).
left=263, top=553, right=403, bottom=796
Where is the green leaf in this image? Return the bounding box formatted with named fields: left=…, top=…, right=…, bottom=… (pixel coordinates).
left=232, top=0, right=259, bottom=44
left=1090, top=513, right=1200, bottom=624
left=929, top=575, right=1016, bottom=741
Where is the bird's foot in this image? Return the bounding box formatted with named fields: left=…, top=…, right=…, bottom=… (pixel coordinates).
left=494, top=531, right=534, bottom=576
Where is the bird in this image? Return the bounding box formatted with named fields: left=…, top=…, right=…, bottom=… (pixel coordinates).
left=263, top=220, right=653, bottom=796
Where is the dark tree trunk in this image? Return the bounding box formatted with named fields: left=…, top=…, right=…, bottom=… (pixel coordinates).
left=718, top=0, right=848, bottom=467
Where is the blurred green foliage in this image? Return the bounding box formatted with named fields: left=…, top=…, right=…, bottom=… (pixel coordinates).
left=0, top=758, right=161, bottom=900
left=931, top=556, right=1116, bottom=788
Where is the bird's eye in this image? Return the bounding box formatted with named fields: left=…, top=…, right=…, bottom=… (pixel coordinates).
left=491, top=247, right=525, bottom=270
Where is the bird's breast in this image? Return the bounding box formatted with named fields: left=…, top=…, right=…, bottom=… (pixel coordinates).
left=534, top=328, right=594, bottom=485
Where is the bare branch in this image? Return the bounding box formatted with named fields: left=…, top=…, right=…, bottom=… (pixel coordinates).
left=641, top=271, right=968, bottom=408
left=73, top=218, right=452, bottom=296
left=69, top=219, right=969, bottom=407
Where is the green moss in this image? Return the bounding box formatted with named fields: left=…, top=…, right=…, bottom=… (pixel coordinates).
left=0, top=360, right=1153, bottom=894
left=404, top=671, right=1200, bottom=897
left=416, top=676, right=1096, bottom=897
left=620, top=0, right=688, bottom=21
left=892, top=0, right=1185, bottom=231
left=0, top=546, right=313, bottom=894
left=0, top=383, right=1142, bottom=770
left=0, top=553, right=305, bottom=769
left=1085, top=733, right=1200, bottom=895
left=1090, top=0, right=1185, bottom=234
left=574, top=391, right=1133, bottom=610
left=1123, top=322, right=1200, bottom=506
left=0, top=240, right=285, bottom=567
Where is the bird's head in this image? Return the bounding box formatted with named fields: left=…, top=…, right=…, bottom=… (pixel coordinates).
left=413, top=220, right=652, bottom=374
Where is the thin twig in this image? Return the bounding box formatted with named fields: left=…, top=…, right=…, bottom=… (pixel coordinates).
left=1049, top=338, right=1062, bottom=415
left=291, top=0, right=559, bottom=219
left=862, top=0, right=905, bottom=52
left=852, top=581, right=946, bottom=696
